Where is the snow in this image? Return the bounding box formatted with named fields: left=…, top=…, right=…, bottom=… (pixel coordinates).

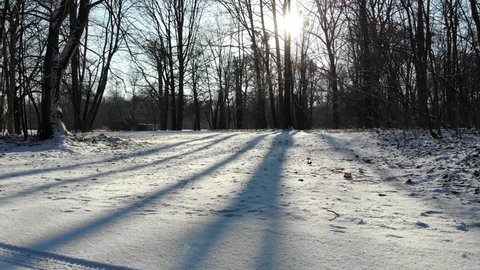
left=0, top=130, right=479, bottom=269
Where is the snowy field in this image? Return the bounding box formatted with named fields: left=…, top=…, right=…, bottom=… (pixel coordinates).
left=0, top=130, right=479, bottom=269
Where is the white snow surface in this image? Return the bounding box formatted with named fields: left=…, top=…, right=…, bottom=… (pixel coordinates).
left=0, top=130, right=479, bottom=269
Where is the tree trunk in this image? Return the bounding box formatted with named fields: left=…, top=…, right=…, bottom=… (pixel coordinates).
left=246, top=0, right=267, bottom=129
left=328, top=47, right=339, bottom=129
left=470, top=0, right=480, bottom=52
left=234, top=57, right=243, bottom=129
left=6, top=0, right=21, bottom=134
left=0, top=0, right=8, bottom=46
left=260, top=0, right=277, bottom=128
left=271, top=0, right=284, bottom=127
left=69, top=1, right=83, bottom=131
left=213, top=65, right=223, bottom=130
left=358, top=0, right=373, bottom=128
left=283, top=0, right=293, bottom=129
left=176, top=42, right=185, bottom=130
left=154, top=49, right=167, bottom=131
left=40, top=0, right=99, bottom=140
left=415, top=0, right=429, bottom=128
left=192, top=66, right=201, bottom=130
left=168, top=39, right=177, bottom=130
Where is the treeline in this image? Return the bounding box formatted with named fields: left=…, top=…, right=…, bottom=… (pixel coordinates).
left=1, top=0, right=479, bottom=139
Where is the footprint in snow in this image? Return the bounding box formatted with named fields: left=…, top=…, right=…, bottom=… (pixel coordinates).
left=329, top=224, right=347, bottom=233
left=456, top=222, right=480, bottom=232
left=415, top=221, right=430, bottom=228
left=386, top=234, right=404, bottom=239
left=420, top=210, right=444, bottom=217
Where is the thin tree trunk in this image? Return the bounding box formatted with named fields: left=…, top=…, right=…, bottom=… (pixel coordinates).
left=192, top=72, right=200, bottom=130
left=6, top=0, right=20, bottom=134
left=167, top=36, right=177, bottom=130
left=260, top=0, right=277, bottom=128
left=234, top=57, right=243, bottom=129
left=359, top=0, right=373, bottom=128
left=246, top=0, right=267, bottom=129
left=69, top=0, right=83, bottom=131
left=271, top=0, right=284, bottom=127
left=470, top=0, right=480, bottom=52
left=415, top=0, right=430, bottom=128
left=283, top=0, right=293, bottom=129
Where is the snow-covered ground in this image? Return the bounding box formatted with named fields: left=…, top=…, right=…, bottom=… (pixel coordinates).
left=0, top=130, right=478, bottom=269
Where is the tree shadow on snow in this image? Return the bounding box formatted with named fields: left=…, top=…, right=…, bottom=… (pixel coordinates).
left=0, top=242, right=133, bottom=270
left=0, top=133, right=269, bottom=269
left=179, top=131, right=292, bottom=270
left=0, top=133, right=220, bottom=182
left=0, top=133, right=237, bottom=203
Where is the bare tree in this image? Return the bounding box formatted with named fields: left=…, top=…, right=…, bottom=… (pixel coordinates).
left=260, top=0, right=277, bottom=128
left=283, top=0, right=293, bottom=129
left=313, top=0, right=345, bottom=129
left=39, top=0, right=103, bottom=139
left=220, top=0, right=267, bottom=128
left=5, top=0, right=22, bottom=134
left=82, top=0, right=127, bottom=131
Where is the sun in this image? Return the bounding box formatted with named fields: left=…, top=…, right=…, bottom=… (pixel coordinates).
left=279, top=11, right=304, bottom=37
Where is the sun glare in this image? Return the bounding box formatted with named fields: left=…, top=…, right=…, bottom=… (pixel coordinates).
left=279, top=11, right=304, bottom=37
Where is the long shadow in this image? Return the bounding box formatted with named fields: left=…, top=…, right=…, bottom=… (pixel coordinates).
left=321, top=133, right=480, bottom=231
left=0, top=242, right=133, bottom=270
left=180, top=131, right=292, bottom=270
left=0, top=133, right=220, bottom=182
left=0, top=133, right=270, bottom=269
left=0, top=134, right=238, bottom=203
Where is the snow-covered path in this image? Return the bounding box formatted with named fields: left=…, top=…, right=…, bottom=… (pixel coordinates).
left=0, top=131, right=478, bottom=269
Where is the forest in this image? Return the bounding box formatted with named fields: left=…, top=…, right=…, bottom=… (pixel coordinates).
left=1, top=1, right=480, bottom=268
left=1, top=0, right=480, bottom=139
